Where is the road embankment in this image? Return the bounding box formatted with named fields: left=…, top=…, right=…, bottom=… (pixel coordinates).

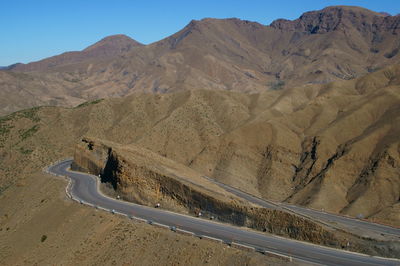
left=71, top=137, right=400, bottom=257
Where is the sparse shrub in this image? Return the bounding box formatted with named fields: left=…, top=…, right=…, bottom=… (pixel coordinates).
left=367, top=66, right=381, bottom=73
left=370, top=47, right=379, bottom=54
left=63, top=77, right=81, bottom=82
left=0, top=115, right=14, bottom=147
left=384, top=48, right=399, bottom=59
left=41, top=235, right=47, bottom=242
left=0, top=121, right=13, bottom=136
left=19, top=125, right=39, bottom=140
left=18, top=147, right=33, bottom=155
left=0, top=115, right=14, bottom=133
left=19, top=107, right=40, bottom=122
left=268, top=80, right=285, bottom=90
left=76, top=99, right=104, bottom=108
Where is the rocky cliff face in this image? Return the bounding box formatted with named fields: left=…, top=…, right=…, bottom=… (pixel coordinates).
left=72, top=138, right=109, bottom=174
left=270, top=6, right=399, bottom=34
left=71, top=137, right=399, bottom=256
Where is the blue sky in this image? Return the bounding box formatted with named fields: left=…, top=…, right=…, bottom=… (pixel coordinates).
left=1, top=0, right=399, bottom=65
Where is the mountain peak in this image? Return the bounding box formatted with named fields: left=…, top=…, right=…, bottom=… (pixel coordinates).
left=83, top=34, right=143, bottom=52
left=165, top=17, right=264, bottom=49
left=320, top=5, right=385, bottom=15
left=270, top=5, right=388, bottom=33
left=10, top=34, right=143, bottom=71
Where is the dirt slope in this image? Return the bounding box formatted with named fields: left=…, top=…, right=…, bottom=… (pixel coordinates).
left=1, top=5, right=399, bottom=115
left=1, top=65, right=399, bottom=227
left=0, top=173, right=284, bottom=266
left=0, top=65, right=399, bottom=263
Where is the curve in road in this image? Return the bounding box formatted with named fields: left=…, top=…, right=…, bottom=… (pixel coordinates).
left=48, top=159, right=400, bottom=266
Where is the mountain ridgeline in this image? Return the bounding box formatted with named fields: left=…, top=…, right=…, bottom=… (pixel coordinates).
left=0, top=6, right=399, bottom=115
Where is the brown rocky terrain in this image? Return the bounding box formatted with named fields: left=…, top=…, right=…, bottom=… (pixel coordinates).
left=0, top=64, right=399, bottom=222
left=0, top=35, right=143, bottom=115
left=1, top=5, right=399, bottom=263
left=0, top=64, right=399, bottom=263
left=0, top=113, right=293, bottom=266
left=11, top=34, right=143, bottom=72
left=71, top=137, right=253, bottom=214
left=1, top=173, right=288, bottom=266
left=1, top=5, right=399, bottom=115
left=69, top=137, right=400, bottom=256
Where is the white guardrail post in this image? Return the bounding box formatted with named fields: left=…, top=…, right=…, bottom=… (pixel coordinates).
left=44, top=158, right=74, bottom=200
left=45, top=158, right=294, bottom=264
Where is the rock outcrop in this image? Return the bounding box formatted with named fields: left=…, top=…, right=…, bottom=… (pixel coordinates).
left=71, top=137, right=399, bottom=257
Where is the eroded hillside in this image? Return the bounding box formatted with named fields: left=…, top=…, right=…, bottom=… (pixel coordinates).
left=69, top=137, right=398, bottom=256
left=1, top=65, right=399, bottom=227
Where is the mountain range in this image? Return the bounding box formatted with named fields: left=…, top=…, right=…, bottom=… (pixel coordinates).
left=0, top=5, right=399, bottom=115
left=0, top=4, right=400, bottom=225
left=1, top=5, right=400, bottom=264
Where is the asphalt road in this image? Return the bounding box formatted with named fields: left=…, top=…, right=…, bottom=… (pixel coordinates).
left=203, top=176, right=400, bottom=239
left=49, top=159, right=400, bottom=266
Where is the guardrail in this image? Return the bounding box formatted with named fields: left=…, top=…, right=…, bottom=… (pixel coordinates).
left=45, top=158, right=294, bottom=263
left=44, top=158, right=74, bottom=199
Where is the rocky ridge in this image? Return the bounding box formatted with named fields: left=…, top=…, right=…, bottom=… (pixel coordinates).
left=1, top=6, right=399, bottom=115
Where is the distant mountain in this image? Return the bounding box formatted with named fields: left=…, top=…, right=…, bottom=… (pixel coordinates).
left=380, top=12, right=391, bottom=16
left=10, top=34, right=143, bottom=72
left=1, top=5, right=400, bottom=115
left=0, top=63, right=22, bottom=70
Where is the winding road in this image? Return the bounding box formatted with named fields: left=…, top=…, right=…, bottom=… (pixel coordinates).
left=48, top=159, right=400, bottom=266
left=203, top=176, right=400, bottom=239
